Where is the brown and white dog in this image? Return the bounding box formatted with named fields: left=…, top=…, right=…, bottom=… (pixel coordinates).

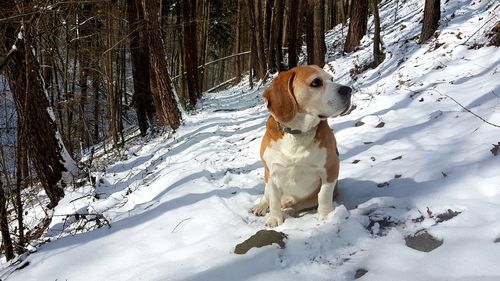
left=250, top=65, right=352, bottom=227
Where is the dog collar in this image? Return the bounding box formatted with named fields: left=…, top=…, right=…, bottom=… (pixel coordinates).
left=277, top=123, right=303, bottom=135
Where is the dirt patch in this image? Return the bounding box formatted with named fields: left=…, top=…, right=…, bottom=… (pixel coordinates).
left=234, top=230, right=287, bottom=255
left=405, top=231, right=443, bottom=252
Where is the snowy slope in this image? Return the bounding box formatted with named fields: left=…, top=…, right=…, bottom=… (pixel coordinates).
left=2, top=0, right=500, bottom=280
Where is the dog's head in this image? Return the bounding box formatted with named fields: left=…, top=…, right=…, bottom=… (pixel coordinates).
left=263, top=65, right=352, bottom=127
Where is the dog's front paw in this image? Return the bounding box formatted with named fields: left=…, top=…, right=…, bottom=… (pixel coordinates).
left=318, top=206, right=334, bottom=221
left=250, top=202, right=269, bottom=216
left=265, top=215, right=283, bottom=227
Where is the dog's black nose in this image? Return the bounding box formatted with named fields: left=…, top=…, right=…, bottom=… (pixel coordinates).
left=339, top=86, right=352, bottom=96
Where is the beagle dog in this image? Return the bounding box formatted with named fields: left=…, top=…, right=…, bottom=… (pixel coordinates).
left=251, top=65, right=352, bottom=227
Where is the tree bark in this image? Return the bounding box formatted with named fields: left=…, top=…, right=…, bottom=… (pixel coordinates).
left=312, top=0, right=326, bottom=67
left=183, top=0, right=200, bottom=108
left=419, top=0, right=440, bottom=43
left=267, top=0, right=284, bottom=72
left=127, top=0, right=155, bottom=137
left=305, top=2, right=314, bottom=65
left=305, top=0, right=325, bottom=67
left=142, top=0, right=182, bottom=130
left=344, top=0, right=368, bottom=53
left=235, top=0, right=243, bottom=82
left=371, top=0, right=385, bottom=67
left=0, top=1, right=80, bottom=208
left=247, top=0, right=267, bottom=80
left=0, top=179, right=14, bottom=261
left=15, top=119, right=26, bottom=254
left=287, top=0, right=300, bottom=69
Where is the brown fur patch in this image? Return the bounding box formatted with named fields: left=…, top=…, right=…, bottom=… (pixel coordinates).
left=315, top=120, right=340, bottom=183
left=263, top=70, right=297, bottom=123
left=260, top=116, right=284, bottom=183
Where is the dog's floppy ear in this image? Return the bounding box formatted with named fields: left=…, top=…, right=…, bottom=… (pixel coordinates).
left=263, top=70, right=297, bottom=123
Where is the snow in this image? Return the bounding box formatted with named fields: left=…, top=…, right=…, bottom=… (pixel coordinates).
left=2, top=0, right=500, bottom=280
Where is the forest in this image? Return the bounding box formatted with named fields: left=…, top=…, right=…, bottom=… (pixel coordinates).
left=1, top=0, right=500, bottom=280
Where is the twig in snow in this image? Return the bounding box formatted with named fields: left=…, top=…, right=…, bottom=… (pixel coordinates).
left=432, top=89, right=500, bottom=128
left=171, top=217, right=191, bottom=233
left=461, top=16, right=497, bottom=46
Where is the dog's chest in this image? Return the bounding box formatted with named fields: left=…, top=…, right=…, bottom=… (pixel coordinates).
left=263, top=132, right=326, bottom=196
left=265, top=133, right=326, bottom=166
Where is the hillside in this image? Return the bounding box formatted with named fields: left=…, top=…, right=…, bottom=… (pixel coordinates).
left=1, top=0, right=500, bottom=280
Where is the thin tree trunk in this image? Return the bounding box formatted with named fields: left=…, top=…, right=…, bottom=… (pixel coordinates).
left=305, top=1, right=314, bottom=65
left=0, top=179, right=14, bottom=261
left=247, top=0, right=267, bottom=80
left=15, top=119, right=26, bottom=254
left=127, top=0, right=155, bottom=137
left=183, top=0, right=200, bottom=108
left=344, top=0, right=368, bottom=53
left=235, top=0, right=243, bottom=82
left=287, top=0, right=300, bottom=69
left=142, top=0, right=182, bottom=129
left=371, top=0, right=385, bottom=67
left=199, top=0, right=210, bottom=92
left=419, top=0, right=440, bottom=43
left=273, top=0, right=284, bottom=72
left=312, top=0, right=326, bottom=67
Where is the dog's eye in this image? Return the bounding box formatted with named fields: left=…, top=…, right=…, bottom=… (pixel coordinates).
left=310, top=78, right=323, bottom=88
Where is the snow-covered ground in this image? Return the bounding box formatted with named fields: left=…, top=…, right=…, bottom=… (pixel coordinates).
left=2, top=0, right=500, bottom=280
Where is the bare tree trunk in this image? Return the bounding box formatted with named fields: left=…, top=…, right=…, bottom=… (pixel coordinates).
left=312, top=0, right=326, bottom=67
left=337, top=0, right=346, bottom=25
left=15, top=119, right=26, bottom=254
left=247, top=0, right=267, bottom=79
left=1, top=2, right=81, bottom=208
left=127, top=0, right=155, bottom=137
left=305, top=2, right=314, bottom=64
left=287, top=0, right=300, bottom=69
left=419, top=0, right=440, bottom=43
left=273, top=0, right=285, bottom=71
left=371, top=0, right=385, bottom=67
left=142, top=0, right=182, bottom=129
left=235, top=0, right=243, bottom=82
left=92, top=70, right=100, bottom=143
left=0, top=179, right=14, bottom=261
left=344, top=0, right=368, bottom=53
left=199, top=0, right=210, bottom=91
left=183, top=0, right=200, bottom=108
left=267, top=0, right=284, bottom=72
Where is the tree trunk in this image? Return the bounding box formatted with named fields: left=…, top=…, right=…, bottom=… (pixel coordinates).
left=305, top=2, right=314, bottom=65
left=419, top=0, right=440, bottom=43
left=1, top=2, right=80, bottom=208
left=235, top=0, right=243, bottom=82
left=273, top=0, right=285, bottom=72
left=142, top=0, right=182, bottom=130
left=127, top=0, right=155, bottom=137
left=305, top=0, right=326, bottom=67
left=247, top=0, right=267, bottom=80
left=267, top=0, right=284, bottom=73
left=183, top=0, right=200, bottom=108
left=287, top=0, right=300, bottom=69
left=337, top=0, right=346, bottom=25
left=15, top=119, right=26, bottom=254
left=0, top=180, right=14, bottom=261
left=199, top=0, right=210, bottom=91
left=344, top=0, right=368, bottom=53
left=371, top=0, right=385, bottom=67
left=312, top=0, right=326, bottom=67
